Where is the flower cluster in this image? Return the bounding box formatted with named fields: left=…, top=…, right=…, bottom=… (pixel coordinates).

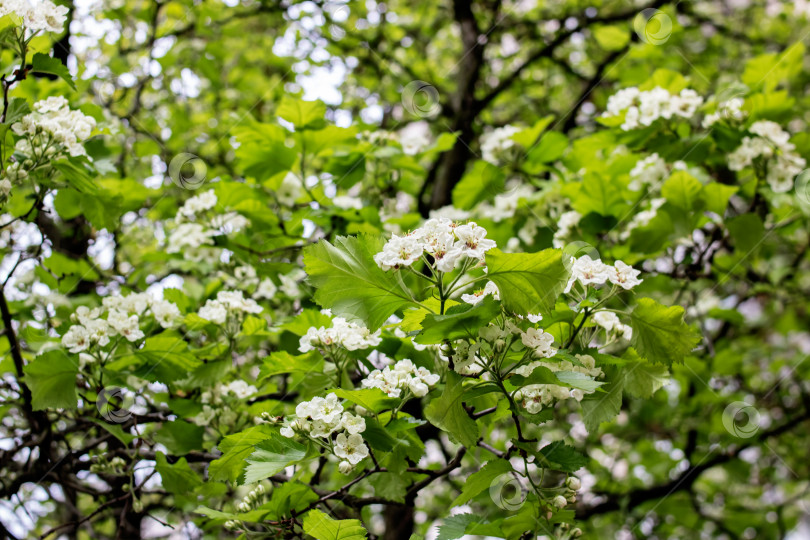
left=374, top=219, right=496, bottom=272
left=280, top=393, right=369, bottom=473
left=197, top=290, right=263, bottom=324
left=565, top=256, right=642, bottom=294
left=2, top=97, right=97, bottom=192
left=619, top=198, right=666, bottom=240
left=702, top=97, right=747, bottom=128
left=515, top=354, right=604, bottom=413
left=61, top=293, right=181, bottom=354
left=520, top=327, right=557, bottom=358
left=629, top=153, right=668, bottom=191
left=480, top=125, right=520, bottom=164
left=552, top=210, right=582, bottom=248
left=299, top=316, right=382, bottom=353
left=361, top=358, right=440, bottom=398
left=604, top=87, right=703, bottom=131
left=168, top=190, right=250, bottom=256
left=727, top=120, right=806, bottom=192
left=0, top=0, right=68, bottom=33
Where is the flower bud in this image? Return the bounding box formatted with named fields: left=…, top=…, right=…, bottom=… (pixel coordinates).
left=552, top=495, right=568, bottom=509
left=566, top=476, right=581, bottom=491
left=338, top=461, right=353, bottom=474
left=571, top=528, right=583, bottom=537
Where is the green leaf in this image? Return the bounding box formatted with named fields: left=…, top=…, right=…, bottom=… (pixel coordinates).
left=31, top=53, right=76, bottom=90
left=154, top=421, right=205, bottom=456
left=451, top=459, right=513, bottom=506
left=630, top=298, right=701, bottom=366
left=593, top=25, right=630, bottom=51
left=554, top=371, right=605, bottom=392
left=303, top=235, right=420, bottom=330
left=329, top=388, right=399, bottom=414
left=702, top=183, right=738, bottom=215
left=209, top=425, right=275, bottom=483
left=511, top=116, right=554, bottom=148
left=452, top=161, right=505, bottom=210
left=437, top=514, right=478, bottom=540
left=619, top=362, right=669, bottom=399
left=661, top=171, right=703, bottom=211
left=415, top=297, right=500, bottom=344
left=265, top=482, right=319, bottom=518
left=485, top=248, right=570, bottom=314
left=580, top=378, right=623, bottom=433
left=424, top=372, right=479, bottom=448
left=537, top=441, right=588, bottom=472
left=302, top=509, right=368, bottom=540
left=369, top=473, right=408, bottom=503
left=243, top=434, right=308, bottom=484
left=155, top=452, right=202, bottom=495
left=727, top=213, right=765, bottom=253
left=277, top=97, right=327, bottom=130
left=526, top=131, right=568, bottom=164
left=258, top=351, right=323, bottom=379
left=23, top=350, right=78, bottom=410
left=573, top=171, right=624, bottom=217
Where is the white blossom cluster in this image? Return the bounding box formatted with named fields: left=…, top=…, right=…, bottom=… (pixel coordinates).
left=619, top=198, right=666, bottom=241
left=520, top=327, right=558, bottom=358
left=280, top=393, right=369, bottom=473
left=374, top=219, right=496, bottom=272
left=592, top=311, right=633, bottom=341
left=476, top=183, right=535, bottom=223
left=604, top=87, right=703, bottom=131
left=167, top=190, right=250, bottom=255
left=298, top=316, right=382, bottom=353
left=61, top=293, right=182, bottom=354
left=629, top=153, right=668, bottom=191
left=565, top=256, right=642, bottom=294
left=552, top=210, right=582, bottom=248
left=480, top=125, right=521, bottom=164
left=0, top=0, right=68, bottom=33
left=197, top=290, right=263, bottom=324
left=727, top=120, right=806, bottom=192
left=702, top=97, right=746, bottom=128
left=361, top=358, right=440, bottom=398
left=515, top=354, right=603, bottom=413
left=193, top=380, right=258, bottom=426
left=2, top=97, right=97, bottom=193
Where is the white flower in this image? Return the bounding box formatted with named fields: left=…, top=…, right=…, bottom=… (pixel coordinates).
left=480, top=125, right=520, bottom=164
left=62, top=325, right=91, bottom=353
left=198, top=299, right=227, bottom=324
left=167, top=223, right=215, bottom=253
left=334, top=433, right=369, bottom=465
left=255, top=278, right=278, bottom=300
left=593, top=311, right=621, bottom=332
left=340, top=412, right=366, bottom=434
left=217, top=290, right=263, bottom=314
left=461, top=281, right=500, bottom=305
left=399, top=129, right=431, bottom=155
left=178, top=190, right=217, bottom=220
left=276, top=172, right=302, bottom=206
left=311, top=393, right=343, bottom=424
left=526, top=313, right=543, bottom=323
left=521, top=328, right=557, bottom=358
left=298, top=317, right=381, bottom=353
left=608, top=261, right=643, bottom=289
left=360, top=358, right=439, bottom=398
left=0, top=0, right=69, bottom=33
left=107, top=310, right=144, bottom=342
left=552, top=210, right=581, bottom=247
left=604, top=86, right=702, bottom=131
left=374, top=232, right=423, bottom=270
left=455, top=222, right=497, bottom=260
left=151, top=300, right=182, bottom=328
left=565, top=255, right=611, bottom=293
left=223, top=380, right=257, bottom=399
left=629, top=154, right=667, bottom=191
